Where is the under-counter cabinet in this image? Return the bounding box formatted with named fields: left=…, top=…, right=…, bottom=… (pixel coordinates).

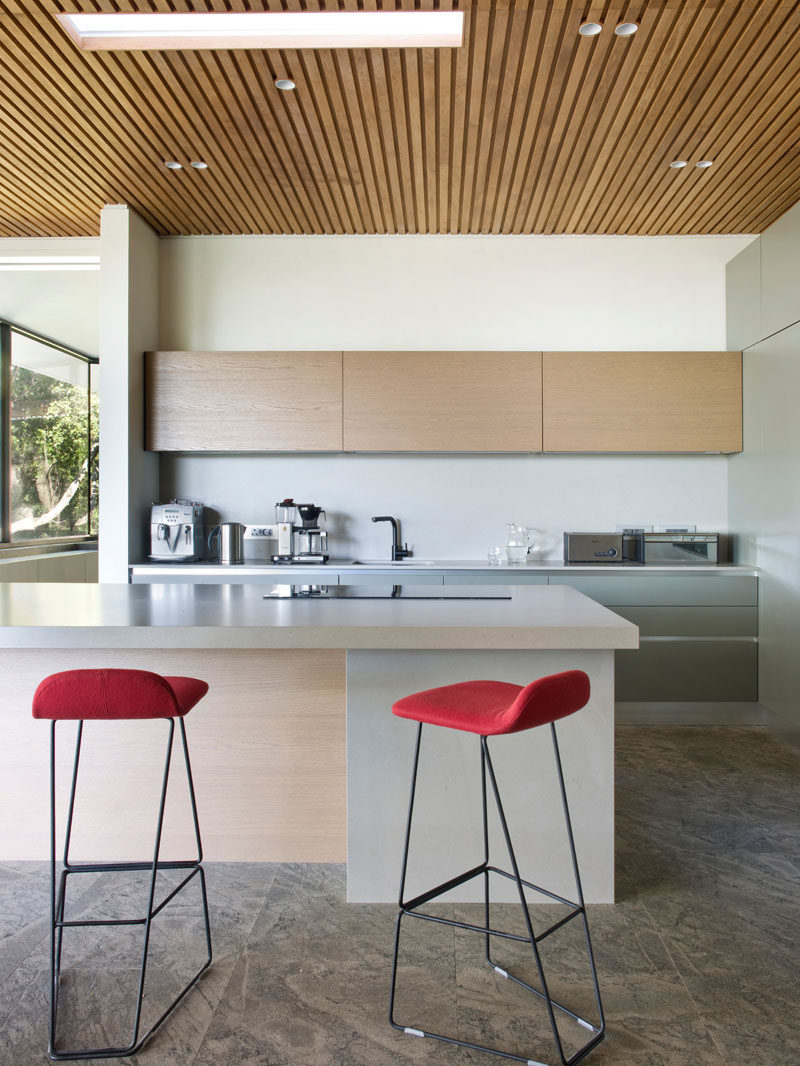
left=542, top=351, right=742, bottom=453
left=343, top=351, right=543, bottom=452
left=146, top=351, right=343, bottom=451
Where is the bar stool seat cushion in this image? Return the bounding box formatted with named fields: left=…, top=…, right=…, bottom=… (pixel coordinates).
left=32, top=669, right=209, bottom=721
left=392, top=670, right=590, bottom=736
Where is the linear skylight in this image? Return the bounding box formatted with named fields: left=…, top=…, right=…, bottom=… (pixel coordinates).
left=57, top=11, right=464, bottom=52
left=0, top=256, right=100, bottom=271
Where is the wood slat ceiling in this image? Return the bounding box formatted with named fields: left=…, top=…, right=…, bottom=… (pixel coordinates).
left=1, top=0, right=799, bottom=237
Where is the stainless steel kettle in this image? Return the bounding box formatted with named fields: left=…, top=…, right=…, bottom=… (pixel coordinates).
left=208, top=522, right=245, bottom=565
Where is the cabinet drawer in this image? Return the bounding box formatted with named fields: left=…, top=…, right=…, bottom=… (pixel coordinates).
left=616, top=641, right=758, bottom=702
left=443, top=571, right=548, bottom=586
left=611, top=605, right=757, bottom=637
left=338, top=571, right=444, bottom=586
left=549, top=574, right=757, bottom=606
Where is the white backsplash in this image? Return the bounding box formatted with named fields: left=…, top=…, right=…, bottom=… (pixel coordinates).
left=160, top=452, right=729, bottom=562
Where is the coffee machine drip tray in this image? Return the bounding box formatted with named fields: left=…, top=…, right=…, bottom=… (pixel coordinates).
left=263, top=585, right=512, bottom=600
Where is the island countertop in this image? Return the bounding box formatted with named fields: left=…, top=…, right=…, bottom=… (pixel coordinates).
left=0, top=581, right=639, bottom=651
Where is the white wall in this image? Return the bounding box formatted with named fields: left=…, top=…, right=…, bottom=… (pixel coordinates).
left=728, top=210, right=800, bottom=741
left=157, top=234, right=750, bottom=561
left=0, top=237, right=99, bottom=355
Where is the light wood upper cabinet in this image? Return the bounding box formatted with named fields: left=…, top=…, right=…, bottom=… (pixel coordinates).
left=343, top=351, right=542, bottom=452
left=146, top=351, right=343, bottom=451
left=542, top=351, right=742, bottom=453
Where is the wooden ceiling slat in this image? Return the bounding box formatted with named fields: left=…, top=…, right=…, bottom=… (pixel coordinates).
left=503, top=2, right=577, bottom=233
left=559, top=1, right=682, bottom=233
left=221, top=48, right=325, bottom=233
left=532, top=0, right=632, bottom=234
left=477, top=2, right=532, bottom=234
left=0, top=30, right=198, bottom=233
left=662, top=5, right=800, bottom=234
left=623, top=1, right=781, bottom=235
left=3, top=0, right=800, bottom=236
left=606, top=0, right=748, bottom=234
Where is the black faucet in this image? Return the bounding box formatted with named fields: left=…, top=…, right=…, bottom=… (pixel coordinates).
left=371, top=516, right=412, bottom=561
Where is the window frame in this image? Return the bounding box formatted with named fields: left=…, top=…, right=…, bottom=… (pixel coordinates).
left=0, top=316, right=99, bottom=548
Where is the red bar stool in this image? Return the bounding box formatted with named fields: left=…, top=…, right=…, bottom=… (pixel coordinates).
left=388, top=670, right=605, bottom=1066
left=32, top=668, right=213, bottom=1061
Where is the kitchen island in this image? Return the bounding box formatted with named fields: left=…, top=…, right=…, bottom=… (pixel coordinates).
left=0, top=582, right=637, bottom=902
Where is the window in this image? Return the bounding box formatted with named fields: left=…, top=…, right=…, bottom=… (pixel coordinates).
left=1, top=319, right=98, bottom=544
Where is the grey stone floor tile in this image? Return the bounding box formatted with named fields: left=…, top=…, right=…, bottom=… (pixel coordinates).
left=2, top=727, right=799, bottom=1066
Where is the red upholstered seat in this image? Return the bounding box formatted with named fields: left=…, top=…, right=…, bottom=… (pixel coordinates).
left=392, top=670, right=590, bottom=736
left=32, top=669, right=209, bottom=721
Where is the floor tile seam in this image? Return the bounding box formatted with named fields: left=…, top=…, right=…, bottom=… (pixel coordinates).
left=182, top=953, right=246, bottom=1066
left=652, top=928, right=730, bottom=1062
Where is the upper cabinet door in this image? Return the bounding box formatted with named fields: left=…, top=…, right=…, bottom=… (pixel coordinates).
left=542, top=352, right=742, bottom=453
left=343, top=352, right=542, bottom=452
left=146, top=351, right=343, bottom=451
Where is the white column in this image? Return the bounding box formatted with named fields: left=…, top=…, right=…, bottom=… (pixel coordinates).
left=98, top=206, right=159, bottom=582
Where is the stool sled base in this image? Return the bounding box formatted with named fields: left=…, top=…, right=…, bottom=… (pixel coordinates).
left=388, top=722, right=606, bottom=1066
left=47, top=715, right=212, bottom=1061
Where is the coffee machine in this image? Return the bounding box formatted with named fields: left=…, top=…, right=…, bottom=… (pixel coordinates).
left=150, top=500, right=204, bottom=562
left=272, top=500, right=329, bottom=564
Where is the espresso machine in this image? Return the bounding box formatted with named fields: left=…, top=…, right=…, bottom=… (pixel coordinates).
left=149, top=500, right=204, bottom=562
left=272, top=499, right=329, bottom=564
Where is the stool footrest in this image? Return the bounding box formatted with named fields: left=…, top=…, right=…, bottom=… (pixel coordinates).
left=401, top=861, right=487, bottom=910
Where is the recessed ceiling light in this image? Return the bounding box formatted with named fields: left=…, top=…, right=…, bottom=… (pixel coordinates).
left=669, top=160, right=688, bottom=169
left=57, top=10, right=464, bottom=52
left=164, top=161, right=182, bottom=170
left=578, top=22, right=603, bottom=37
left=274, top=78, right=296, bottom=92
left=615, top=22, right=639, bottom=36
left=696, top=160, right=713, bottom=168
left=190, top=161, right=208, bottom=169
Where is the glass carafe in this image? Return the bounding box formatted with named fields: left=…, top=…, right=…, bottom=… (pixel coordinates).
left=506, top=523, right=535, bottom=565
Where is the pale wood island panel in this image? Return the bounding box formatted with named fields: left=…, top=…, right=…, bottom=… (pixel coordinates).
left=1, top=648, right=346, bottom=862
left=542, top=351, right=742, bottom=453
left=146, top=351, right=343, bottom=451
left=343, top=351, right=542, bottom=452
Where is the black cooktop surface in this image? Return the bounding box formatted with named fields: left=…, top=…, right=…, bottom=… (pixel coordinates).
left=263, top=584, right=511, bottom=600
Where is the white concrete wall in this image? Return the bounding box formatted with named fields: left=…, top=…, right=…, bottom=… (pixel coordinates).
left=157, top=234, right=749, bottom=561
left=727, top=213, right=800, bottom=741
left=0, top=237, right=99, bottom=355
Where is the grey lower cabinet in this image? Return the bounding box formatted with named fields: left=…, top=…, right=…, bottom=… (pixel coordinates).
left=446, top=570, right=760, bottom=718
left=551, top=573, right=757, bottom=714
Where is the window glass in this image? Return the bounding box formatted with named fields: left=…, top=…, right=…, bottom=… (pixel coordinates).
left=10, top=334, right=98, bottom=540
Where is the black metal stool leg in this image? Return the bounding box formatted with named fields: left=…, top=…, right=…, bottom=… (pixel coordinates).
left=389, top=725, right=605, bottom=1066
left=48, top=716, right=212, bottom=1061
left=388, top=722, right=423, bottom=1029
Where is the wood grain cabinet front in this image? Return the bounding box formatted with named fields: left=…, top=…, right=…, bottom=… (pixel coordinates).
left=542, top=351, right=742, bottom=453
left=343, top=351, right=543, bottom=452
left=146, top=350, right=343, bottom=451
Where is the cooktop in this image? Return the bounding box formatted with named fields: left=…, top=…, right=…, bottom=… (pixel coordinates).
left=263, top=585, right=511, bottom=600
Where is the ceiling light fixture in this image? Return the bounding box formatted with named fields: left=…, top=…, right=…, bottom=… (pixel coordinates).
left=578, top=22, right=603, bottom=37
left=190, top=161, right=208, bottom=169
left=695, top=160, right=713, bottom=168
left=669, top=160, right=688, bottom=169
left=164, top=161, right=182, bottom=170
left=57, top=10, right=464, bottom=52
left=614, top=22, right=639, bottom=36
left=274, top=78, right=296, bottom=91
